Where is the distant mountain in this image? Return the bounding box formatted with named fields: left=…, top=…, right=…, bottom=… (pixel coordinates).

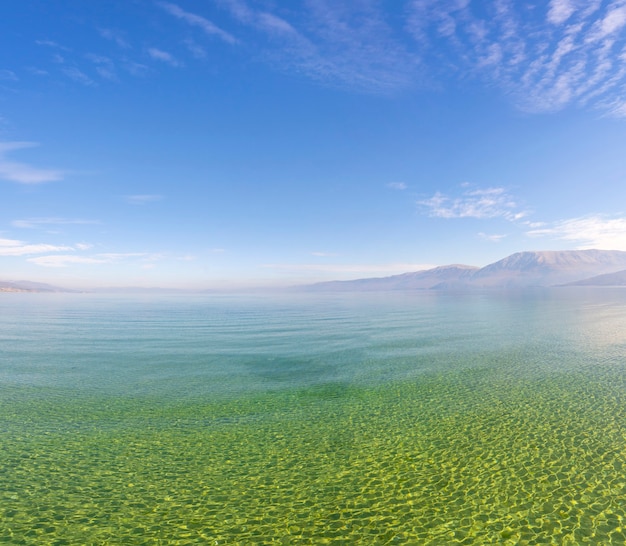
left=0, top=280, right=76, bottom=293
left=565, top=269, right=626, bottom=286
left=302, top=250, right=626, bottom=291
left=302, top=265, right=479, bottom=291
left=466, top=250, right=626, bottom=288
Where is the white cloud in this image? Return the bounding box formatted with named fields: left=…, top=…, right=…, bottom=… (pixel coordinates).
left=548, top=0, right=576, bottom=25
left=98, top=28, right=130, bottom=49
left=0, top=238, right=74, bottom=256
left=24, top=1, right=626, bottom=114
left=0, top=69, right=18, bottom=81
left=527, top=214, right=626, bottom=250
left=124, top=194, right=163, bottom=204
left=35, top=39, right=70, bottom=50
left=261, top=262, right=436, bottom=274
left=0, top=236, right=99, bottom=261
left=387, top=182, right=407, bottom=190
left=406, top=0, right=626, bottom=115
left=158, top=2, right=238, bottom=44
left=478, top=232, right=507, bottom=242
left=96, top=252, right=149, bottom=260
left=588, top=4, right=626, bottom=42
left=27, top=255, right=109, bottom=268
left=62, top=66, right=95, bottom=86
left=184, top=39, right=207, bottom=59
left=0, top=142, right=65, bottom=184
left=418, top=187, right=524, bottom=220
left=27, top=252, right=156, bottom=268
left=86, top=54, right=117, bottom=81
left=122, top=60, right=150, bottom=77
left=217, top=0, right=418, bottom=94
left=12, top=217, right=98, bottom=229
left=148, top=48, right=180, bottom=67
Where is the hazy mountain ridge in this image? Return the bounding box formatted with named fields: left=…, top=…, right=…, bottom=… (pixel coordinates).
left=304, top=250, right=626, bottom=291
left=6, top=250, right=626, bottom=293
left=0, top=280, right=76, bottom=293
left=300, top=265, right=479, bottom=291
left=565, top=269, right=626, bottom=286
left=467, top=250, right=626, bottom=288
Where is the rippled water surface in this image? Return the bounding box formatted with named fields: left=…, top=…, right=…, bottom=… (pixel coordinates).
left=2, top=289, right=626, bottom=544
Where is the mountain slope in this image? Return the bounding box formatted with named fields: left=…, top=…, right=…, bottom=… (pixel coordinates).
left=0, top=280, right=75, bottom=293
left=466, top=250, right=626, bottom=287
left=565, top=269, right=626, bottom=286
left=303, top=265, right=479, bottom=291
left=301, top=250, right=626, bottom=291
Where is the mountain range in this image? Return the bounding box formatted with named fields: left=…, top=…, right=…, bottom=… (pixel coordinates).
left=302, top=250, right=626, bottom=291
left=4, top=250, right=626, bottom=293
left=0, top=280, right=77, bottom=293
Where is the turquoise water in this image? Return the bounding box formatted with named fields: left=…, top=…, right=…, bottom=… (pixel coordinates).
left=2, top=289, right=626, bottom=544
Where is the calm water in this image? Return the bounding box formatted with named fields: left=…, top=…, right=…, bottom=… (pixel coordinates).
left=2, top=289, right=626, bottom=544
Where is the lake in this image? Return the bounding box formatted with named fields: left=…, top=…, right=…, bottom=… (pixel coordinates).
left=2, top=288, right=626, bottom=544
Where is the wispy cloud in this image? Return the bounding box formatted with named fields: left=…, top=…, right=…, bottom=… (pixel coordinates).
left=25, top=2, right=626, bottom=113
left=0, top=142, right=65, bottom=184
left=27, top=252, right=154, bottom=268
left=0, top=238, right=73, bottom=256
left=184, top=39, right=207, bottom=59
left=147, top=48, right=180, bottom=67
left=12, top=217, right=98, bottom=229
left=418, top=187, right=525, bottom=220
left=478, top=232, right=507, bottom=242
left=527, top=214, right=626, bottom=250
left=62, top=66, right=95, bottom=86
left=387, top=182, right=407, bottom=190
left=261, top=262, right=436, bottom=274
left=158, top=2, right=238, bottom=44
left=35, top=39, right=70, bottom=51
left=124, top=194, right=163, bottom=204
left=406, top=0, right=626, bottom=115
left=98, top=28, right=130, bottom=49
left=27, top=255, right=109, bottom=267
left=0, top=69, right=18, bottom=81
left=217, top=0, right=418, bottom=94
left=85, top=54, right=117, bottom=81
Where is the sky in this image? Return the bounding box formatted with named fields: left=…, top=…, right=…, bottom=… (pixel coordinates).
left=1, top=0, right=626, bottom=289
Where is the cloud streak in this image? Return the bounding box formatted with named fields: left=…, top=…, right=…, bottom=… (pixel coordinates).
left=0, top=142, right=65, bottom=184
left=158, top=2, right=238, bottom=44
left=147, top=48, right=180, bottom=67
left=124, top=194, right=163, bottom=204
left=261, top=262, right=436, bottom=274
left=22, top=2, right=626, bottom=113
left=27, top=252, right=156, bottom=268
left=527, top=214, right=626, bottom=250
left=12, top=217, right=99, bottom=229
left=418, top=187, right=524, bottom=220
left=27, top=255, right=109, bottom=267
left=0, top=238, right=74, bottom=256
left=216, top=0, right=419, bottom=94
left=406, top=0, right=626, bottom=115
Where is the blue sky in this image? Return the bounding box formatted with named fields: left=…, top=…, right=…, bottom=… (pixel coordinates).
left=1, top=0, right=626, bottom=289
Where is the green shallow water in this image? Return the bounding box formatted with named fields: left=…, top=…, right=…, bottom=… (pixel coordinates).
left=2, top=290, right=626, bottom=544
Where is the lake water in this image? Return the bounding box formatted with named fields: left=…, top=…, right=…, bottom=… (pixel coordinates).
left=2, top=289, right=626, bottom=544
